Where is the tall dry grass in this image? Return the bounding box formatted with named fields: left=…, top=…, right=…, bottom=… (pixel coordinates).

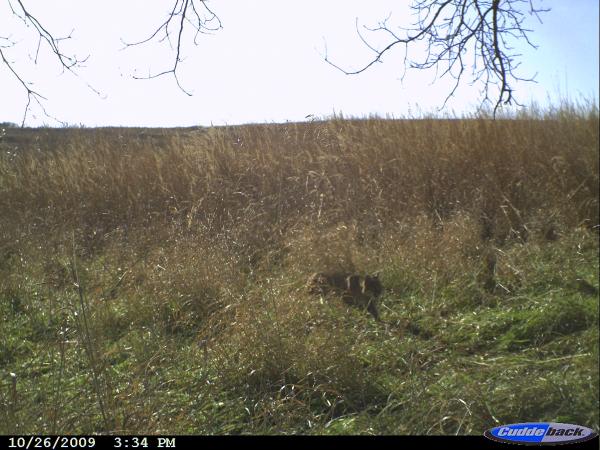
left=0, top=104, right=598, bottom=434
left=1, top=106, right=598, bottom=248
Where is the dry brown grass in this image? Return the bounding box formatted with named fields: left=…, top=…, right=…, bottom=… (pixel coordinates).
left=0, top=104, right=598, bottom=434
left=1, top=107, right=597, bottom=246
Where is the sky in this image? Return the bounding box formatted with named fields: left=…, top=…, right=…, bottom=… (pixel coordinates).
left=0, top=0, right=598, bottom=127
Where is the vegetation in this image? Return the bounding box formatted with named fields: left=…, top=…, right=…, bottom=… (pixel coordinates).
left=0, top=103, right=598, bottom=434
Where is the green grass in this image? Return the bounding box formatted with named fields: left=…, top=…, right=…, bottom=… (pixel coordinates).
left=0, top=105, right=598, bottom=434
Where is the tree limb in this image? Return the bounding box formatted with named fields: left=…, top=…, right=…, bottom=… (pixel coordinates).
left=325, top=0, right=550, bottom=117
left=2, top=0, right=89, bottom=125
left=122, top=0, right=222, bottom=96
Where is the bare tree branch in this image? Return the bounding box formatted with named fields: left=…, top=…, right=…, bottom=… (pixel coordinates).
left=121, top=0, right=222, bottom=96
left=2, top=0, right=221, bottom=125
left=2, top=0, right=89, bottom=125
left=325, top=0, right=550, bottom=117
left=1, top=47, right=46, bottom=126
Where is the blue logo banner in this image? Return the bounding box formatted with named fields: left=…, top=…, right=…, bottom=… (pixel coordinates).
left=485, top=422, right=598, bottom=445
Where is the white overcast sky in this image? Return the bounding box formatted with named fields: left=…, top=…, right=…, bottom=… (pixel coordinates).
left=1, top=0, right=598, bottom=127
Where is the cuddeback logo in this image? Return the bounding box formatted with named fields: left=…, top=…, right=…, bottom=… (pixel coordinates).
left=484, top=422, right=598, bottom=445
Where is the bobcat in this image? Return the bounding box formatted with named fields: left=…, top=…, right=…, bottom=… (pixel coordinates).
left=307, top=272, right=383, bottom=320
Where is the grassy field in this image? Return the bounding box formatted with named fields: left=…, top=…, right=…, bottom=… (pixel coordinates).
left=0, top=104, right=598, bottom=435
